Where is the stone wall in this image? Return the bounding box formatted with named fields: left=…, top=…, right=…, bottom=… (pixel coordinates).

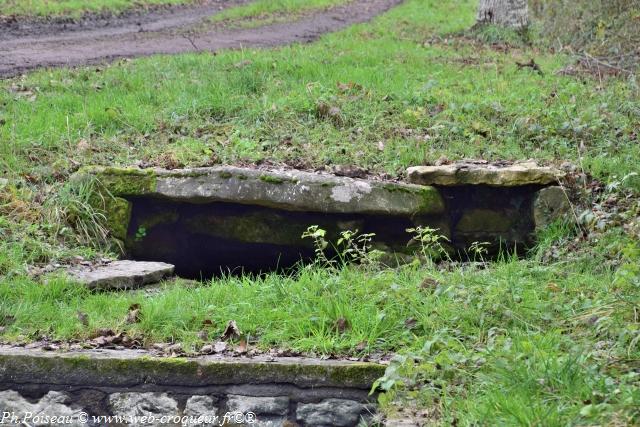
left=0, top=347, right=383, bottom=427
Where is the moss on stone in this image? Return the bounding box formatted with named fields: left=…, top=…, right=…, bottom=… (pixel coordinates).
left=259, top=175, right=287, bottom=184
left=104, top=197, right=132, bottom=241
left=456, top=209, right=514, bottom=233
left=138, top=210, right=180, bottom=232
left=77, top=166, right=157, bottom=196
left=0, top=351, right=385, bottom=390
left=417, top=186, right=445, bottom=214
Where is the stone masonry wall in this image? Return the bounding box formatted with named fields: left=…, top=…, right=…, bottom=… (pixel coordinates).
left=0, top=347, right=383, bottom=427
left=0, top=389, right=374, bottom=427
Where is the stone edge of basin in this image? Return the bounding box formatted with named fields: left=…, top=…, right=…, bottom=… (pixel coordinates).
left=73, top=165, right=445, bottom=216
left=406, top=161, right=566, bottom=187
left=0, top=346, right=385, bottom=390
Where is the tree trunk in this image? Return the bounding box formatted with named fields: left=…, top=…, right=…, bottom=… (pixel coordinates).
left=476, top=0, right=529, bottom=29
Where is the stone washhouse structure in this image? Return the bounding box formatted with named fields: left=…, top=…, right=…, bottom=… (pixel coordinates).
left=72, top=161, right=570, bottom=279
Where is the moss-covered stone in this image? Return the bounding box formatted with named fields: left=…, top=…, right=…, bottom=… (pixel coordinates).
left=0, top=348, right=385, bottom=390
left=73, top=165, right=444, bottom=216
left=456, top=209, right=514, bottom=234
left=533, top=186, right=573, bottom=230
left=105, top=197, right=132, bottom=241
left=259, top=174, right=289, bottom=184
left=76, top=166, right=157, bottom=197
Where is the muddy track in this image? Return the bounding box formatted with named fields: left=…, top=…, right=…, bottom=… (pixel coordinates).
left=0, top=0, right=402, bottom=78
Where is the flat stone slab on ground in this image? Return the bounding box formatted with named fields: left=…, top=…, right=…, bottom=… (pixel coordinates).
left=68, top=260, right=174, bottom=290
left=406, top=161, right=564, bottom=187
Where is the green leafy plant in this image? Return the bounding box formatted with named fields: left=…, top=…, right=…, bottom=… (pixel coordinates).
left=301, top=225, right=331, bottom=266
left=406, top=226, right=450, bottom=263
left=468, top=241, right=490, bottom=263
left=336, top=229, right=383, bottom=267
left=43, top=177, right=109, bottom=249
left=135, top=226, right=147, bottom=242
left=302, top=226, right=383, bottom=268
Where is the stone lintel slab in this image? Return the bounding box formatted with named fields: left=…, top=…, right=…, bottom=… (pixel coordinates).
left=0, top=346, right=385, bottom=390
left=75, top=166, right=445, bottom=216
left=406, top=161, right=564, bottom=187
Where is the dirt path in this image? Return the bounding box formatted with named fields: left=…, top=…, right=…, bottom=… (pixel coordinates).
left=0, top=0, right=402, bottom=78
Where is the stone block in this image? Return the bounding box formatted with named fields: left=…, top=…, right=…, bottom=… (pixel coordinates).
left=67, top=260, right=174, bottom=290
left=183, top=396, right=219, bottom=427
left=226, top=395, right=289, bottom=415
left=296, top=399, right=366, bottom=427
left=407, top=161, right=563, bottom=187
left=0, top=390, right=87, bottom=426
left=109, top=392, right=178, bottom=425
left=533, top=186, right=573, bottom=229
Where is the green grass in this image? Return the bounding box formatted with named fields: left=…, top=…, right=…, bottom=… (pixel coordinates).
left=0, top=0, right=193, bottom=17
left=1, top=228, right=639, bottom=425
left=211, top=0, right=351, bottom=27
left=1, top=0, right=638, bottom=186
left=0, top=0, right=639, bottom=424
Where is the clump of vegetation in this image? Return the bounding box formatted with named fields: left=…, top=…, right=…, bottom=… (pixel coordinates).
left=530, top=0, right=640, bottom=72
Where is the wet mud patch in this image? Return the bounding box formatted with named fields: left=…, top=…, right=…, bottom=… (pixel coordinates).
left=0, top=0, right=403, bottom=77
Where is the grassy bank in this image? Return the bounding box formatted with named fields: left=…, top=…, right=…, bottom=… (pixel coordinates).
left=0, top=0, right=195, bottom=17
left=2, top=0, right=638, bottom=184
left=211, top=0, right=352, bottom=28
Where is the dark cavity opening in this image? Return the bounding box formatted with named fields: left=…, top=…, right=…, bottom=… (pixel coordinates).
left=125, top=197, right=429, bottom=280
left=124, top=185, right=545, bottom=280
left=436, top=184, right=543, bottom=253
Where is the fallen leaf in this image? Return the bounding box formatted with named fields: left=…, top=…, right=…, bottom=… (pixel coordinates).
left=234, top=60, right=252, bottom=68
left=220, top=320, right=241, bottom=341
left=334, top=318, right=350, bottom=334
left=404, top=318, right=418, bottom=329
left=77, top=311, right=89, bottom=327
left=420, top=277, right=441, bottom=291
left=547, top=282, right=561, bottom=292
left=236, top=339, right=248, bottom=354
left=126, top=303, right=141, bottom=324
left=76, top=139, right=90, bottom=152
